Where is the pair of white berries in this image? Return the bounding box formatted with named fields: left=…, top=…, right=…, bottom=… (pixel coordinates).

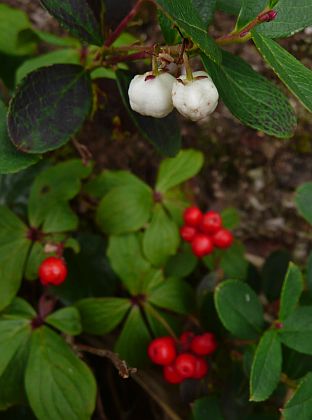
left=128, top=71, right=219, bottom=121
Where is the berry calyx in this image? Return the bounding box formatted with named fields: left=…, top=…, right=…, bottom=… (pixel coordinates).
left=163, top=364, right=184, bottom=384
left=180, top=331, right=195, bottom=351
left=175, top=353, right=197, bottom=378
left=191, top=234, right=214, bottom=258
left=190, top=333, right=217, bottom=356
left=213, top=228, right=234, bottom=249
left=180, top=225, right=197, bottom=242
left=38, top=256, right=67, bottom=286
left=192, top=357, right=209, bottom=379
left=183, top=206, right=203, bottom=227
left=148, top=337, right=176, bottom=366
left=201, top=211, right=222, bottom=234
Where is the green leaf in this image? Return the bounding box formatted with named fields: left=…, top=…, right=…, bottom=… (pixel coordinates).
left=115, top=306, right=150, bottom=366
left=32, top=29, right=80, bottom=48
left=236, top=0, right=268, bottom=31
left=257, top=0, right=312, bottom=39
left=253, top=32, right=312, bottom=113
left=148, top=277, right=195, bottom=315
left=165, top=248, right=197, bottom=278
left=116, top=69, right=181, bottom=156
left=192, top=396, right=224, bottom=420
left=295, top=182, right=312, bottom=225
left=155, top=0, right=221, bottom=64
left=216, top=0, right=242, bottom=14
left=8, top=64, right=92, bottom=153
left=143, top=204, right=180, bottom=267
left=16, top=48, right=80, bottom=84
left=279, top=262, right=303, bottom=321
left=1, top=297, right=36, bottom=320
left=158, top=11, right=180, bottom=44
left=28, top=159, right=92, bottom=232
left=162, top=187, right=189, bottom=224
left=0, top=206, right=31, bottom=310
left=220, top=241, right=248, bottom=280
left=221, top=207, right=240, bottom=229
left=25, top=326, right=96, bottom=420
left=107, top=234, right=155, bottom=294
left=192, top=0, right=217, bottom=26
left=156, top=149, right=204, bottom=193
left=96, top=183, right=153, bottom=235
left=250, top=330, right=282, bottom=402
left=0, top=4, right=37, bottom=56
left=0, top=100, right=39, bottom=174
left=24, top=241, right=45, bottom=280
left=75, top=297, right=131, bottom=335
left=279, top=307, right=312, bottom=355
left=283, top=372, right=312, bottom=420
left=202, top=50, right=296, bottom=139
left=40, top=0, right=103, bottom=45
left=307, top=252, right=312, bottom=292
left=214, top=279, right=264, bottom=339
left=0, top=318, right=31, bottom=377
left=45, top=307, right=82, bottom=336
left=261, top=250, right=291, bottom=301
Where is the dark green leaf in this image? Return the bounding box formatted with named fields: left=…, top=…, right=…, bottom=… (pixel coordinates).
left=165, top=248, right=197, bottom=278
left=155, top=0, right=221, bottom=64
left=163, top=187, right=189, bottom=224
left=202, top=50, right=296, bottom=138
left=0, top=100, right=39, bottom=174
left=236, top=0, right=267, bottom=31
left=220, top=241, right=248, bottom=280
left=1, top=297, right=36, bottom=320
left=45, top=307, right=82, bottom=336
left=216, top=0, right=242, bottom=14
left=116, top=69, right=181, bottom=156
left=158, top=11, right=180, bottom=44
left=24, top=241, right=46, bottom=280
left=25, top=326, right=96, bottom=420
left=307, top=252, right=312, bottom=292
left=261, top=250, right=291, bottom=301
left=279, top=262, right=303, bottom=321
left=279, top=307, right=312, bottom=355
left=192, top=396, right=224, bottom=420
left=8, top=64, right=92, bottom=153
left=221, top=207, right=240, bottom=229
left=28, top=159, right=92, bottom=232
left=40, top=0, right=103, bottom=45
left=250, top=330, right=282, bottom=402
left=214, top=279, right=264, bottom=339
left=192, top=0, right=217, bottom=26
left=145, top=307, right=181, bottom=337
left=283, top=373, right=312, bottom=419
left=115, top=306, right=151, bottom=366
left=253, top=32, right=312, bottom=113
left=75, top=297, right=131, bottom=335
left=295, top=182, right=312, bottom=225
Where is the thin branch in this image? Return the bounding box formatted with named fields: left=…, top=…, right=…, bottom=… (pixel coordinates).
left=72, top=138, right=92, bottom=166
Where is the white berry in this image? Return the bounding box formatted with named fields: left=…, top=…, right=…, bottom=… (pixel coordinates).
left=172, top=71, right=219, bottom=121
left=128, top=72, right=175, bottom=118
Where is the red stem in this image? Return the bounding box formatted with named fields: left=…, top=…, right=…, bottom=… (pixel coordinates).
left=105, top=49, right=152, bottom=65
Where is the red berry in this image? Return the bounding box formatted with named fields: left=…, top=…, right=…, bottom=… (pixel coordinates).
left=191, top=234, right=214, bottom=258
left=213, top=229, right=233, bottom=249
left=163, top=364, right=184, bottom=384
left=38, top=257, right=67, bottom=286
left=180, top=331, right=195, bottom=351
left=190, top=333, right=217, bottom=356
left=180, top=225, right=196, bottom=242
left=175, top=353, right=197, bottom=378
left=147, top=337, right=176, bottom=366
left=201, top=211, right=222, bottom=234
left=183, top=206, right=203, bottom=228
left=192, top=357, right=209, bottom=379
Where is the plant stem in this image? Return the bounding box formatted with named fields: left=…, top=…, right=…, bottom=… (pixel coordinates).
left=280, top=373, right=298, bottom=390
left=144, top=302, right=178, bottom=339
left=183, top=52, right=193, bottom=81
left=104, top=0, right=145, bottom=47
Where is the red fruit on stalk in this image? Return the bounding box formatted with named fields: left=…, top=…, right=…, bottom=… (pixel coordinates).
left=213, top=228, right=233, bottom=249
left=180, top=225, right=197, bottom=242
left=175, top=353, right=197, bottom=378
left=192, top=357, right=209, bottom=379
left=190, top=333, right=217, bottom=356
left=147, top=337, right=176, bottom=366
left=183, top=206, right=203, bottom=227
left=38, top=257, right=67, bottom=286
left=201, top=211, right=222, bottom=234
left=191, top=234, right=213, bottom=257
left=163, top=364, right=184, bottom=384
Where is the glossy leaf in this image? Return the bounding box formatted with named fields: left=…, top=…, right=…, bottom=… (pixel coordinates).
left=0, top=100, right=39, bottom=175
left=250, top=330, right=282, bottom=402
left=156, top=149, right=204, bottom=193
left=283, top=373, right=312, bottom=419
left=192, top=0, right=217, bottom=26
left=295, top=182, right=312, bottom=225
left=202, top=50, right=296, bottom=138
left=279, top=307, right=312, bottom=355
left=40, top=0, right=103, bottom=45
left=45, top=307, right=82, bottom=336
left=116, top=69, right=181, bottom=156
left=8, top=64, right=92, bottom=153
left=253, top=32, right=312, bottom=113
left=76, top=297, right=131, bottom=335
left=279, top=263, right=303, bottom=321
left=214, top=280, right=264, bottom=339
left=25, top=326, right=96, bottom=420
left=261, top=250, right=291, bottom=301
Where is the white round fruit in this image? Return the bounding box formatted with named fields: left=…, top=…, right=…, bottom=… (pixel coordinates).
left=128, top=72, right=175, bottom=118
left=172, top=71, right=219, bottom=121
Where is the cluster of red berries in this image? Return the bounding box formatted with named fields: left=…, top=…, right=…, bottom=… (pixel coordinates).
left=38, top=256, right=68, bottom=286
left=148, top=331, right=217, bottom=384
left=180, top=206, right=234, bottom=258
